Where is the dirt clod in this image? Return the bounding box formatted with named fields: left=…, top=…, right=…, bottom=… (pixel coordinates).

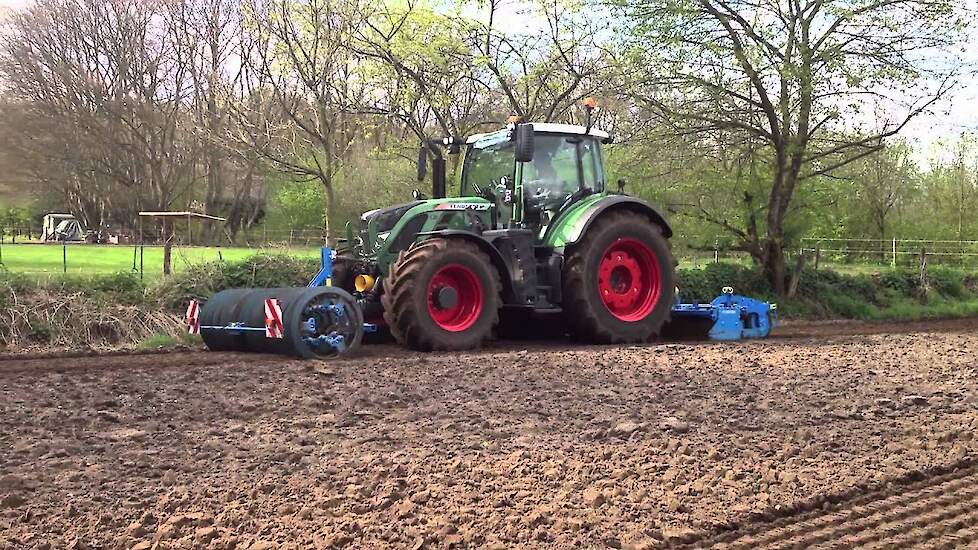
left=661, top=416, right=691, bottom=433
left=583, top=487, right=607, bottom=507
left=901, top=394, right=929, bottom=406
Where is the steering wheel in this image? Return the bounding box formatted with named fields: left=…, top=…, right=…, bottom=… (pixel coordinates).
left=472, top=182, right=494, bottom=200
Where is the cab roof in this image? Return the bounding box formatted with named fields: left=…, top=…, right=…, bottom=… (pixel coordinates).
left=465, top=123, right=610, bottom=144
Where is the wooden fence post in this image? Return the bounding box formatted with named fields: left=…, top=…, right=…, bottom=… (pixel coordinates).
left=162, top=218, right=174, bottom=276
left=814, top=247, right=821, bottom=271
left=918, top=247, right=929, bottom=299
left=787, top=251, right=807, bottom=298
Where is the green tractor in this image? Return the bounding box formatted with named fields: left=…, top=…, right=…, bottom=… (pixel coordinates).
left=191, top=112, right=781, bottom=356
left=326, top=116, right=676, bottom=352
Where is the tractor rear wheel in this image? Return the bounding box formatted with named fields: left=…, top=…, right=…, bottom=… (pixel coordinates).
left=563, top=210, right=675, bottom=344
left=382, top=238, right=500, bottom=351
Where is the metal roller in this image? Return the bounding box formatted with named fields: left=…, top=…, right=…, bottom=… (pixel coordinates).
left=199, top=287, right=364, bottom=358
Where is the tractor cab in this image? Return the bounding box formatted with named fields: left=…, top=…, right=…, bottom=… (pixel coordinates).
left=459, top=123, right=612, bottom=236
left=327, top=102, right=676, bottom=351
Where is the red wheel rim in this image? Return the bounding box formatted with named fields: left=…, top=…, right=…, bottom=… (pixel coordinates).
left=597, top=238, right=662, bottom=322
left=426, top=264, right=484, bottom=332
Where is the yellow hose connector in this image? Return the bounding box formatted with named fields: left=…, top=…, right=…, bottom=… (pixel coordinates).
left=354, top=274, right=376, bottom=293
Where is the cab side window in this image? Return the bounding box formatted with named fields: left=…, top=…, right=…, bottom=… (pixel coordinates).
left=580, top=139, right=603, bottom=190
left=524, top=136, right=579, bottom=216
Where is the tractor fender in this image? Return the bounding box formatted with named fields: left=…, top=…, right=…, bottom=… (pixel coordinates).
left=545, top=195, right=673, bottom=249
left=415, top=230, right=518, bottom=304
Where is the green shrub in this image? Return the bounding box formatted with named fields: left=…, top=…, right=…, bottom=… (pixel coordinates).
left=60, top=272, right=147, bottom=305
left=27, top=321, right=52, bottom=343
left=927, top=266, right=966, bottom=299
left=676, top=263, right=772, bottom=302
left=677, top=261, right=977, bottom=321
left=878, top=269, right=918, bottom=296
left=155, top=253, right=320, bottom=311
left=0, top=270, right=148, bottom=307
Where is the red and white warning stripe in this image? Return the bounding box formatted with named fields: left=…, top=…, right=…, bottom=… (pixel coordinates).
left=264, top=298, right=284, bottom=339
left=186, top=300, right=200, bottom=335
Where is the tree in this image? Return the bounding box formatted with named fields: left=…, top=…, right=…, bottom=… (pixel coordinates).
left=620, top=0, right=965, bottom=293
left=918, top=133, right=978, bottom=240
left=170, top=0, right=267, bottom=239
left=233, top=0, right=370, bottom=243
left=0, top=0, right=199, bottom=233
left=849, top=140, right=917, bottom=243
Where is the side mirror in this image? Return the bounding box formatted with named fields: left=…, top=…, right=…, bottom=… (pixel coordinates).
left=514, top=123, right=534, bottom=163
left=417, top=144, right=427, bottom=182
left=412, top=189, right=427, bottom=201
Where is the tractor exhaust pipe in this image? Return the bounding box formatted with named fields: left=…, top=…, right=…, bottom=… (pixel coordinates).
left=418, top=138, right=456, bottom=200
left=432, top=156, right=446, bottom=199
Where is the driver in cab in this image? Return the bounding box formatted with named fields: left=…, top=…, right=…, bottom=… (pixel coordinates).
left=523, top=136, right=576, bottom=222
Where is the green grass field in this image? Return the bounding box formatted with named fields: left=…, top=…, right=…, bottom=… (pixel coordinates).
left=0, top=243, right=319, bottom=276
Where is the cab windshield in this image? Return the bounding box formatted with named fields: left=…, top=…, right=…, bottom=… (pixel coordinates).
left=461, top=132, right=606, bottom=200
left=461, top=134, right=514, bottom=195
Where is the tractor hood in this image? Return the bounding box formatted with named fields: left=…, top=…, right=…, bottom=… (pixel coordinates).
left=355, top=197, right=494, bottom=268
left=360, top=201, right=424, bottom=235
left=356, top=201, right=424, bottom=256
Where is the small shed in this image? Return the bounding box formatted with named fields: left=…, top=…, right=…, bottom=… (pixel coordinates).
left=138, top=211, right=227, bottom=275
left=42, top=213, right=80, bottom=241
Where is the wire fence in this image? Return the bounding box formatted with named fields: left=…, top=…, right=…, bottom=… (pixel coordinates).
left=672, top=237, right=978, bottom=273
left=0, top=223, right=328, bottom=277
left=0, top=226, right=39, bottom=244
left=229, top=228, right=325, bottom=247
left=0, top=241, right=322, bottom=277
left=0, top=225, right=326, bottom=247
left=800, top=238, right=978, bottom=269
left=5, top=228, right=978, bottom=278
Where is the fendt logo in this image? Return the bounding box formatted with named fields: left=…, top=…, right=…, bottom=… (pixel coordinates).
left=435, top=203, right=491, bottom=211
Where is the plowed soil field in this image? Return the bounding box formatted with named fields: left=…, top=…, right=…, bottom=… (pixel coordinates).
left=2, top=319, right=978, bottom=549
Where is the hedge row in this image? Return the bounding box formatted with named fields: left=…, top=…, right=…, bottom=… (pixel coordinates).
left=1, top=254, right=976, bottom=349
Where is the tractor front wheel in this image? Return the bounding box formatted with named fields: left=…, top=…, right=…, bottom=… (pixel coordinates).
left=382, top=238, right=500, bottom=351
left=563, top=210, right=675, bottom=343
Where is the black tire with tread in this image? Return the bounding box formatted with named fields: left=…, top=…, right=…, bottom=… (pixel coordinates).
left=562, top=210, right=676, bottom=344
left=381, top=238, right=501, bottom=351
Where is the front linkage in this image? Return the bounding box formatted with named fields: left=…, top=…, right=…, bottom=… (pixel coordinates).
left=187, top=247, right=371, bottom=358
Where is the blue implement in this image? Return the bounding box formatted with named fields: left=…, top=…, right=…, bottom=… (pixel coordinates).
left=308, top=247, right=334, bottom=288
left=671, top=287, right=778, bottom=341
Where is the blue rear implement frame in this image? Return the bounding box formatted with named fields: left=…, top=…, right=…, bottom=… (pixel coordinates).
left=669, top=286, right=778, bottom=341
left=193, top=247, right=777, bottom=357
